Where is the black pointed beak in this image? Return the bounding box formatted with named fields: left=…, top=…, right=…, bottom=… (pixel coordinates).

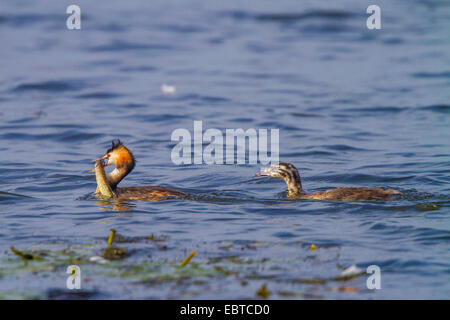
left=90, top=155, right=109, bottom=173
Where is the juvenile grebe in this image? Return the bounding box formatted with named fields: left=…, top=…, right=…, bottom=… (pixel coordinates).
left=93, top=140, right=185, bottom=201
left=255, top=162, right=401, bottom=200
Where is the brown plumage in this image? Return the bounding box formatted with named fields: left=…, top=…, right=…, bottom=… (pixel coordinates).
left=304, top=187, right=399, bottom=201
left=93, top=140, right=185, bottom=201
left=115, top=186, right=185, bottom=201
left=255, top=162, right=400, bottom=201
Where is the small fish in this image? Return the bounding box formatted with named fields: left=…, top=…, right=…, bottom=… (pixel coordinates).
left=93, top=160, right=116, bottom=199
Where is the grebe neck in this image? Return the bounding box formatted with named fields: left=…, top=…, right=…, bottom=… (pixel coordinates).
left=284, top=174, right=306, bottom=197
left=255, top=162, right=307, bottom=197
left=107, top=161, right=135, bottom=189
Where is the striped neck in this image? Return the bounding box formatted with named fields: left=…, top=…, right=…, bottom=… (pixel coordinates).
left=283, top=169, right=306, bottom=197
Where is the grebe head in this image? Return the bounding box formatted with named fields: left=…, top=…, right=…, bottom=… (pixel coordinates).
left=97, top=139, right=135, bottom=170
left=255, top=162, right=304, bottom=196
left=93, top=139, right=136, bottom=189
left=255, top=162, right=297, bottom=179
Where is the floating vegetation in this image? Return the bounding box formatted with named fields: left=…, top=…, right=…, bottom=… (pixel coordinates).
left=112, top=233, right=168, bottom=244
left=145, top=234, right=167, bottom=242
left=101, top=246, right=129, bottom=261
left=179, top=251, right=196, bottom=268
left=10, top=246, right=44, bottom=265
left=214, top=266, right=238, bottom=276
left=291, top=277, right=327, bottom=285
left=256, top=284, right=270, bottom=299
left=102, top=229, right=129, bottom=260
left=107, top=229, right=116, bottom=247
left=1, top=229, right=369, bottom=299
left=278, top=291, right=301, bottom=297
left=10, top=246, right=35, bottom=261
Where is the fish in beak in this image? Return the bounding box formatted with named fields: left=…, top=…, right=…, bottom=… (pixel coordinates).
left=91, top=154, right=109, bottom=163
left=89, top=155, right=109, bottom=172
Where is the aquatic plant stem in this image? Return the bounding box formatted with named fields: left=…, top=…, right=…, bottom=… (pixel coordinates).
left=108, top=229, right=116, bottom=247
left=179, top=251, right=196, bottom=268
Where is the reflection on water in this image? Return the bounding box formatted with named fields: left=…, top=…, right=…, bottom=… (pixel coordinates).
left=94, top=199, right=135, bottom=212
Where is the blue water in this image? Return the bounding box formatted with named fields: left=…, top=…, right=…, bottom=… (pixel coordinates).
left=0, top=0, right=449, bottom=299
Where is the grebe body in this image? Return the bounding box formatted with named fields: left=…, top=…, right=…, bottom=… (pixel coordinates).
left=93, top=140, right=185, bottom=201
left=115, top=186, right=185, bottom=201
left=255, top=162, right=400, bottom=201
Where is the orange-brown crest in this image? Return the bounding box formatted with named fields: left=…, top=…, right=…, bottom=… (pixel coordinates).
left=105, top=139, right=136, bottom=170
left=115, top=145, right=133, bottom=167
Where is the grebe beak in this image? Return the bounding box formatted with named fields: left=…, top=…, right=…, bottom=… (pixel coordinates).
left=91, top=155, right=109, bottom=163
left=254, top=167, right=270, bottom=177
left=89, top=155, right=108, bottom=172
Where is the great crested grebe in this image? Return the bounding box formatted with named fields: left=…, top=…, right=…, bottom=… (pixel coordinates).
left=92, top=140, right=185, bottom=201
left=255, top=162, right=401, bottom=200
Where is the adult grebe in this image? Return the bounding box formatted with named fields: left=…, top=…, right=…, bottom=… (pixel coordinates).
left=93, top=140, right=185, bottom=201
left=255, top=162, right=401, bottom=200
